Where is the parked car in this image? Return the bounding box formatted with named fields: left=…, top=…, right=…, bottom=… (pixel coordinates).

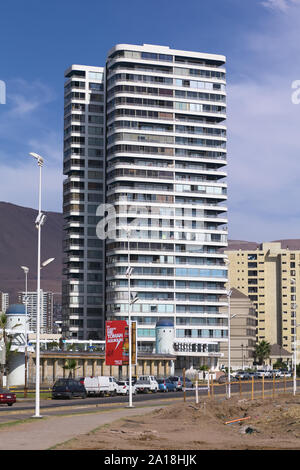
left=52, top=378, right=87, bottom=399
left=168, top=376, right=193, bottom=391
left=156, top=378, right=168, bottom=392
left=0, top=389, right=16, bottom=406
left=116, top=380, right=137, bottom=395
left=135, top=375, right=159, bottom=393
left=256, top=370, right=272, bottom=379
left=269, top=369, right=282, bottom=378
left=218, top=374, right=237, bottom=384
left=235, top=371, right=252, bottom=380
left=248, top=371, right=260, bottom=380
left=165, top=378, right=177, bottom=392
left=280, top=369, right=292, bottom=377
left=156, top=378, right=176, bottom=392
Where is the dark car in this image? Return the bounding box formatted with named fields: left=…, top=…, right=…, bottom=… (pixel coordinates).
left=0, top=389, right=16, bottom=406
left=235, top=371, right=252, bottom=380
left=52, top=378, right=87, bottom=399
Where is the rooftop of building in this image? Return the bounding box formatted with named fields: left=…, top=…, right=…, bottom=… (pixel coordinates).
left=224, top=239, right=300, bottom=252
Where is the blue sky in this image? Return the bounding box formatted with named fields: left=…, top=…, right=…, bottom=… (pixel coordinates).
left=1, top=0, right=300, bottom=241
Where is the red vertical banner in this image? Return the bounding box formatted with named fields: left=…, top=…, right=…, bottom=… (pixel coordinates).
left=105, top=320, right=128, bottom=366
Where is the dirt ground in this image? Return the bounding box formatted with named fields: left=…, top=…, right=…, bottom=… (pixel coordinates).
left=54, top=394, right=300, bottom=450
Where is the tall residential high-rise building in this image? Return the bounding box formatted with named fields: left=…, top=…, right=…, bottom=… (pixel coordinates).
left=225, top=242, right=300, bottom=364
left=18, top=291, right=54, bottom=333
left=0, top=292, right=9, bottom=313
left=63, top=44, right=228, bottom=369
left=105, top=44, right=227, bottom=369
left=62, top=65, right=105, bottom=340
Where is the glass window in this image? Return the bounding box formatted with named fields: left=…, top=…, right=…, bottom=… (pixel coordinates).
left=89, top=71, right=103, bottom=81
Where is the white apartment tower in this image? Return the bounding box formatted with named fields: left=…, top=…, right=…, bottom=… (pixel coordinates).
left=18, top=291, right=54, bottom=333
left=63, top=44, right=228, bottom=369
left=105, top=44, right=228, bottom=369
left=0, top=292, right=9, bottom=313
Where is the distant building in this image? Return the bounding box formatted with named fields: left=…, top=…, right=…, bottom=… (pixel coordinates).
left=219, top=288, right=256, bottom=370
left=225, top=242, right=300, bottom=364
left=0, top=292, right=9, bottom=313
left=18, top=291, right=54, bottom=334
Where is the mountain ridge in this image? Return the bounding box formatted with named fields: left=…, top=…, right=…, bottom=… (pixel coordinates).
left=1, top=201, right=300, bottom=302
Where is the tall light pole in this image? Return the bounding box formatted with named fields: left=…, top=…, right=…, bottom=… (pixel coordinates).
left=20, top=265, right=29, bottom=397
left=29, top=152, right=45, bottom=418
left=224, top=257, right=234, bottom=399
left=126, top=230, right=139, bottom=408
left=227, top=290, right=236, bottom=399
left=241, top=343, right=244, bottom=371
left=126, top=229, right=132, bottom=408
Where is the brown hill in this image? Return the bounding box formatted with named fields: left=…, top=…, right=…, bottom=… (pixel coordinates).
left=0, top=201, right=63, bottom=302
left=1, top=202, right=300, bottom=304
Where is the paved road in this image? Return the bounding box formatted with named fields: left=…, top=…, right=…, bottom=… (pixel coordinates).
left=0, top=403, right=167, bottom=450
left=0, top=379, right=297, bottom=450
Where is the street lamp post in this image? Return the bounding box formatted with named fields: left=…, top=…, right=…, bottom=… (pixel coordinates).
left=227, top=290, right=235, bottom=399
left=126, top=230, right=138, bottom=408
left=241, top=343, right=244, bottom=371
left=29, top=152, right=45, bottom=418
left=224, top=257, right=235, bottom=399
left=20, top=265, right=29, bottom=397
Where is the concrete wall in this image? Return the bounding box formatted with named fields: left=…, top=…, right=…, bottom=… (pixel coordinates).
left=27, top=352, right=175, bottom=386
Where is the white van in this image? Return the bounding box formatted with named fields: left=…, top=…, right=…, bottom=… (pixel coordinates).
left=83, top=376, right=118, bottom=396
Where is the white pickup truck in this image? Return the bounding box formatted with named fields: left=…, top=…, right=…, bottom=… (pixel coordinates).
left=135, top=375, right=159, bottom=393
left=83, top=376, right=118, bottom=396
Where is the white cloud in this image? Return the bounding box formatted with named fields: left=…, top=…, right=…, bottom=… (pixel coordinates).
left=227, top=9, right=300, bottom=241
left=0, top=78, right=62, bottom=211
left=7, top=79, right=56, bottom=116
left=28, top=131, right=63, bottom=164
left=262, top=0, right=300, bottom=11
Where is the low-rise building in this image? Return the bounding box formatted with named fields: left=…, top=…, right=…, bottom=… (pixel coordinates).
left=220, top=288, right=256, bottom=370
left=225, top=242, right=300, bottom=365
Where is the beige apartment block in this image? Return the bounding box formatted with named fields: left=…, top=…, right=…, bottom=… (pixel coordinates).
left=220, top=288, right=256, bottom=369
left=225, top=242, right=300, bottom=364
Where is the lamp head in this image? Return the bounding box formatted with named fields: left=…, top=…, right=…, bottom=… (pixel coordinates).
left=20, top=266, right=29, bottom=274
left=42, top=257, right=55, bottom=268
left=29, top=152, right=44, bottom=166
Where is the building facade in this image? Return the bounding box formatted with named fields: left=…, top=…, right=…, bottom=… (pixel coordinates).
left=225, top=242, right=300, bottom=364
left=0, top=292, right=9, bottom=313
left=220, top=288, right=256, bottom=369
left=18, top=291, right=54, bottom=334
left=63, top=44, right=228, bottom=370
left=62, top=65, right=105, bottom=340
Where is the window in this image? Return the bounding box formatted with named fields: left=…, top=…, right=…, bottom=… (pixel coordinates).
left=89, top=71, right=103, bottom=81
left=89, top=82, right=103, bottom=91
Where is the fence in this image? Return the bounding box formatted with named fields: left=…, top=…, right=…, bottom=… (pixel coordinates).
left=184, top=374, right=299, bottom=403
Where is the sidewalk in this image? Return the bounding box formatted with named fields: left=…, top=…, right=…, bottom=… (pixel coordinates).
left=0, top=404, right=164, bottom=450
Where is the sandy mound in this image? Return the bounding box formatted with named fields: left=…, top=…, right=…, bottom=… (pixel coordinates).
left=54, top=394, right=300, bottom=450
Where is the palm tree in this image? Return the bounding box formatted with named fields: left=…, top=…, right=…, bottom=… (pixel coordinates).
left=63, top=359, right=79, bottom=378
left=255, top=340, right=271, bottom=365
